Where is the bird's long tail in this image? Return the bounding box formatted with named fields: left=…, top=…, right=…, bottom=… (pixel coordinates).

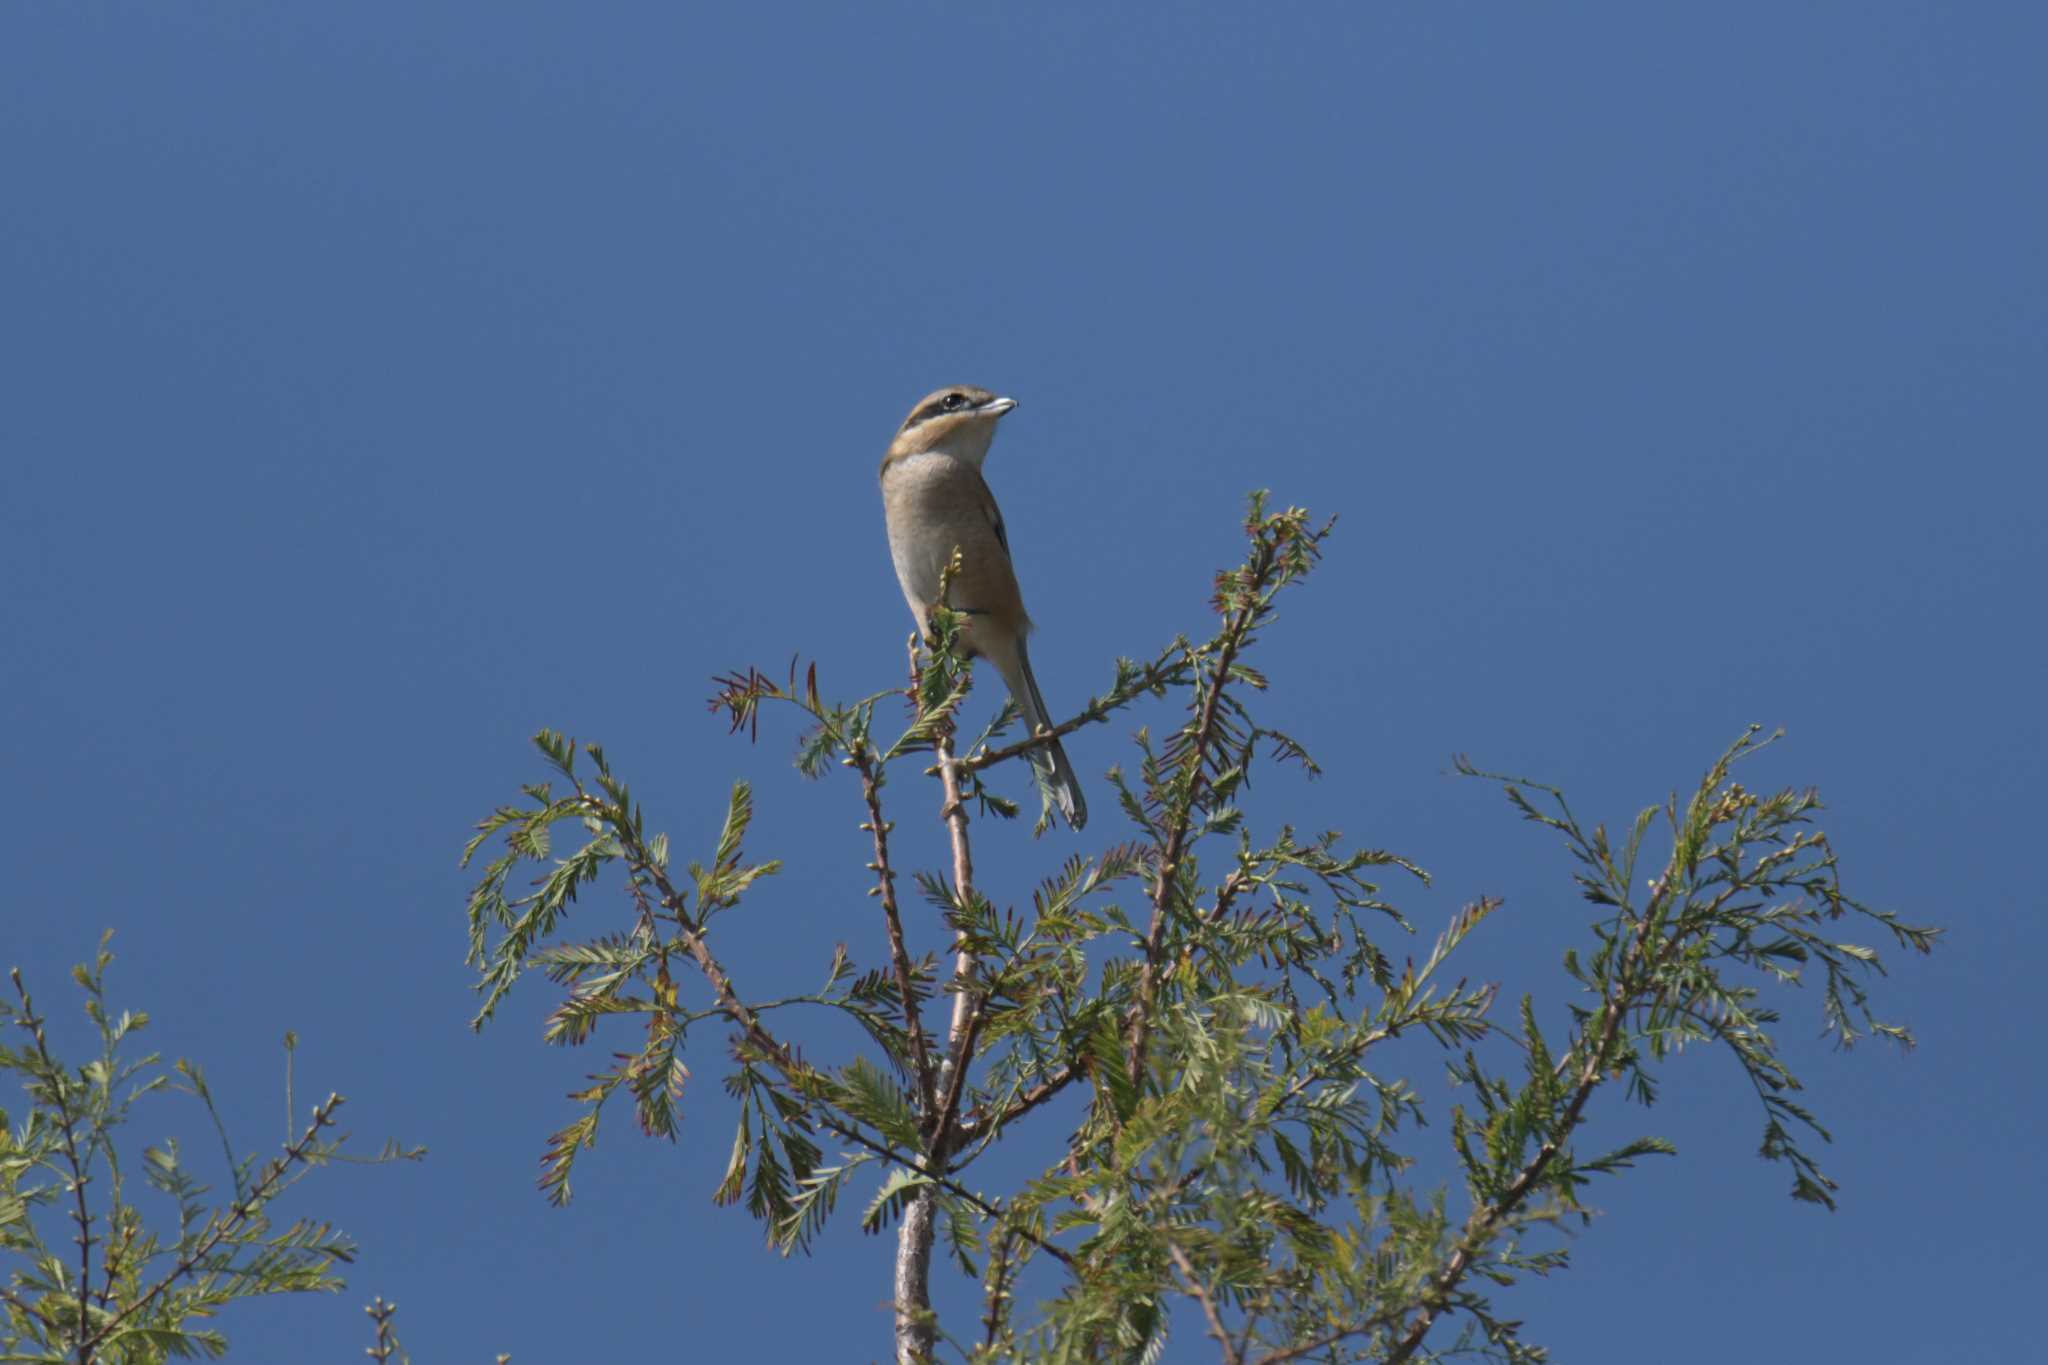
left=996, top=638, right=1087, bottom=830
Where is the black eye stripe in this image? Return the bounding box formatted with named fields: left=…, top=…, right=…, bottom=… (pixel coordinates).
left=908, top=393, right=972, bottom=428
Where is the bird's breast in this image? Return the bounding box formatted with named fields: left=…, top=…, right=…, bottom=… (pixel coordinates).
left=880, top=453, right=1014, bottom=623
left=881, top=454, right=964, bottom=612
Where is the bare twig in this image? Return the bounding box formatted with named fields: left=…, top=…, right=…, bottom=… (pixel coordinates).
left=1169, top=1243, right=1244, bottom=1365
left=365, top=1297, right=399, bottom=1363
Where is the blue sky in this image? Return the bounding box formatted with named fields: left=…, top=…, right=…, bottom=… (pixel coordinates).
left=3, top=4, right=2040, bottom=1361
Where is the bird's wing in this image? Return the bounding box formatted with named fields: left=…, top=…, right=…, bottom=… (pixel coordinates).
left=973, top=469, right=1012, bottom=561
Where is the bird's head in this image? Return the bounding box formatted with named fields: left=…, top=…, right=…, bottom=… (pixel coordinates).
left=884, top=385, right=1017, bottom=468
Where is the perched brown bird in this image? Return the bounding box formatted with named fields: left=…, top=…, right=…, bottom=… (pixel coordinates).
left=878, top=385, right=1086, bottom=829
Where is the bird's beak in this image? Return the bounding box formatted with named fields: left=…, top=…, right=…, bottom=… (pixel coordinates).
left=980, top=396, right=1017, bottom=418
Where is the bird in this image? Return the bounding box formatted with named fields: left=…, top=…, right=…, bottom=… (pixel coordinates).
left=878, top=385, right=1087, bottom=830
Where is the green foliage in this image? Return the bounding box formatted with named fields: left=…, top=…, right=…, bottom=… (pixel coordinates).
left=1451, top=728, right=1936, bottom=1213
left=459, top=492, right=1938, bottom=1363
left=0, top=936, right=422, bottom=1364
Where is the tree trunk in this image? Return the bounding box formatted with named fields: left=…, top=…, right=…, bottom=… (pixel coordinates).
left=894, top=1185, right=938, bottom=1363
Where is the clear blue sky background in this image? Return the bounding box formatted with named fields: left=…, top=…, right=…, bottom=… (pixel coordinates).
left=4, top=5, right=2040, bottom=1362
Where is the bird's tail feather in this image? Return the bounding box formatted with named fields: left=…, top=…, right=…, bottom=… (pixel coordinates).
left=1001, top=639, right=1087, bottom=830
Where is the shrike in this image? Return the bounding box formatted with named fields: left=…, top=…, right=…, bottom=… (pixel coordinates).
left=878, top=386, right=1087, bottom=829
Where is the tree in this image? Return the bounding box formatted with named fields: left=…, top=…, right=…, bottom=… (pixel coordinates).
left=459, top=495, right=1938, bottom=1364
left=0, top=937, right=422, bottom=1363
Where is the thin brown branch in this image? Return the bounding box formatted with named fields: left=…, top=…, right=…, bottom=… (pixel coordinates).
left=961, top=702, right=1099, bottom=772
left=1207, top=868, right=1250, bottom=925
left=1246, top=1309, right=1406, bottom=1365
left=962, top=647, right=1187, bottom=774
left=855, top=747, right=937, bottom=1111
left=0, top=1282, right=53, bottom=1332
left=1127, top=538, right=1278, bottom=1084
left=1232, top=1307, right=1260, bottom=1365
left=928, top=729, right=981, bottom=1155
left=365, top=1297, right=398, bottom=1364
left=84, top=1094, right=347, bottom=1356
left=983, top=1062, right=1084, bottom=1135
left=981, top=1227, right=1022, bottom=1351
left=589, top=795, right=799, bottom=1073
left=931, top=982, right=986, bottom=1161
left=1380, top=1068, right=1601, bottom=1362
left=96, top=1212, right=131, bottom=1314
left=1381, top=905, right=1662, bottom=1365
left=10, top=970, right=95, bottom=1364
left=819, top=1115, right=1077, bottom=1271
left=1169, top=1243, right=1244, bottom=1365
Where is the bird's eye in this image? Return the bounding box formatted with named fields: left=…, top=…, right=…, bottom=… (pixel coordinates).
left=942, top=393, right=966, bottom=411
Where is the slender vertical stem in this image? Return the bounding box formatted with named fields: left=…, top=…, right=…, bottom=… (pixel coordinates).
left=935, top=731, right=978, bottom=1084
left=10, top=971, right=94, bottom=1364
left=1127, top=538, right=1275, bottom=1085
left=366, top=1298, right=398, bottom=1363
left=859, top=750, right=937, bottom=1111
left=929, top=735, right=987, bottom=1148
left=896, top=719, right=982, bottom=1363
left=981, top=1228, right=1019, bottom=1351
